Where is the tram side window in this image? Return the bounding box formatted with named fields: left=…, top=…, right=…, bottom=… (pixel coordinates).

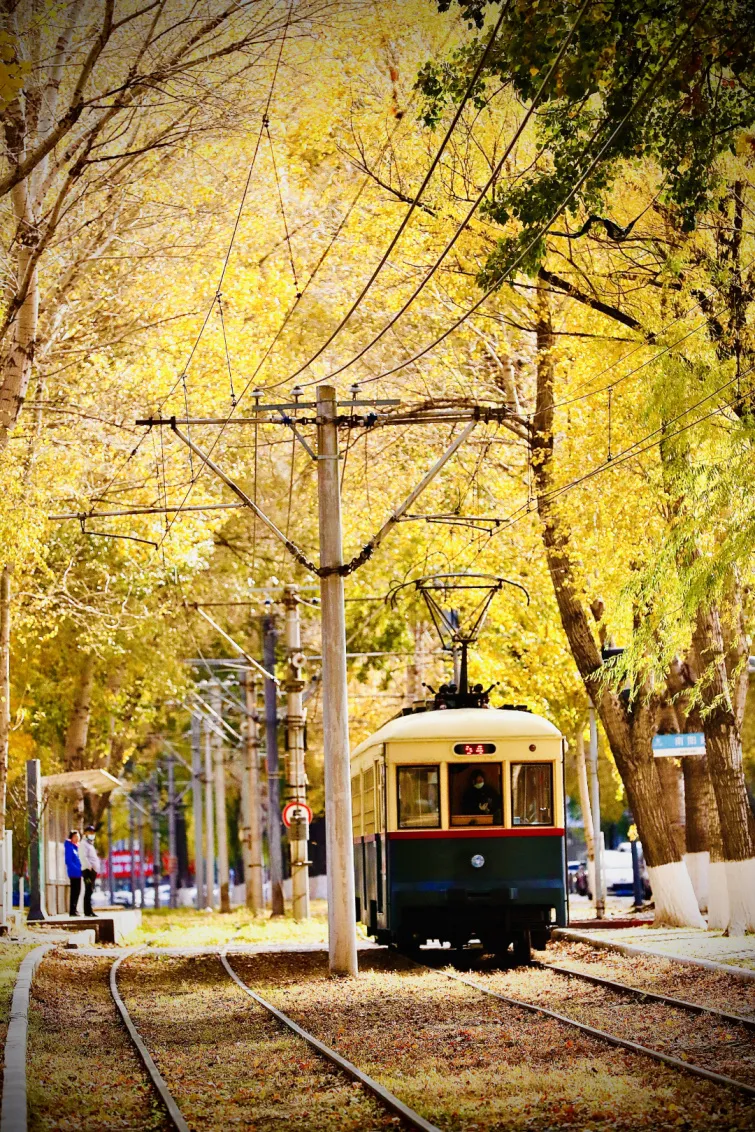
left=449, top=763, right=503, bottom=826
left=397, top=766, right=440, bottom=829
left=511, top=763, right=553, bottom=826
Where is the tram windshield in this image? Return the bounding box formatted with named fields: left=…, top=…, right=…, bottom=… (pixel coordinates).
left=449, top=763, right=503, bottom=826
left=397, top=765, right=440, bottom=829
left=511, top=763, right=553, bottom=825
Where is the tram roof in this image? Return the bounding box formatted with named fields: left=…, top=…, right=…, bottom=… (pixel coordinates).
left=351, top=707, right=561, bottom=758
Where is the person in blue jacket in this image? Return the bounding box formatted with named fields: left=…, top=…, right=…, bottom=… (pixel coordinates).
left=65, top=830, right=82, bottom=916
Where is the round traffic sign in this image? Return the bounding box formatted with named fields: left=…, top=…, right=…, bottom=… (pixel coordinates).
left=282, top=801, right=313, bottom=828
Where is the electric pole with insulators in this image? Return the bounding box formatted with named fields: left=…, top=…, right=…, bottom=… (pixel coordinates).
left=263, top=609, right=285, bottom=916
left=284, top=585, right=310, bottom=920
left=211, top=681, right=231, bottom=912
left=316, top=385, right=358, bottom=976
left=191, top=713, right=204, bottom=910
left=203, top=717, right=216, bottom=910
left=241, top=672, right=264, bottom=912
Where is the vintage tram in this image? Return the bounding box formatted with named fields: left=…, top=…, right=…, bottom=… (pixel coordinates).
left=351, top=696, right=567, bottom=963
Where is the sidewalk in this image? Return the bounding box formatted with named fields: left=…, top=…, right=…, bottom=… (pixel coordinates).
left=558, top=924, right=755, bottom=973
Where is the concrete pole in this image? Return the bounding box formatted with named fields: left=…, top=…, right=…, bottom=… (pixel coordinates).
left=191, top=714, right=205, bottom=910
left=26, top=759, right=46, bottom=921
left=575, top=728, right=596, bottom=901
left=316, top=384, right=358, bottom=976
left=138, top=808, right=146, bottom=908
left=128, top=798, right=136, bottom=907
left=203, top=718, right=216, bottom=909
left=211, top=682, right=231, bottom=912
left=284, top=585, right=310, bottom=921
left=588, top=703, right=605, bottom=918
left=241, top=673, right=264, bottom=912
left=0, top=566, right=11, bottom=858
left=151, top=779, right=160, bottom=910
left=263, top=612, right=285, bottom=916
left=107, top=803, right=115, bottom=905
left=167, top=752, right=177, bottom=909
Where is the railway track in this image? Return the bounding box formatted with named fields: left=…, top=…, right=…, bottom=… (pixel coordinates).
left=413, top=952, right=755, bottom=1099
left=109, top=948, right=441, bottom=1132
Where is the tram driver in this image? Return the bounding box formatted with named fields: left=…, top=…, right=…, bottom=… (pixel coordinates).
left=461, top=770, right=501, bottom=823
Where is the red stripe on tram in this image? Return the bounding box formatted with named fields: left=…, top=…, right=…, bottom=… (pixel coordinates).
left=387, top=828, right=565, bottom=841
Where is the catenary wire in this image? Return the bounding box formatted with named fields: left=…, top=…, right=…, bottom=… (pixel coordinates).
left=349, top=3, right=711, bottom=387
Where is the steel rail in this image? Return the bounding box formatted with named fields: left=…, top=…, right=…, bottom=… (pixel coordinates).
left=534, top=960, right=755, bottom=1032
left=110, top=953, right=191, bottom=1132
left=414, top=961, right=755, bottom=1099
left=219, top=949, right=442, bottom=1132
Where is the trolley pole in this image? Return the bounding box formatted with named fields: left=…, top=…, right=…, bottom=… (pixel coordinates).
left=263, top=611, right=285, bottom=916
left=203, top=717, right=216, bottom=909
left=167, top=752, right=177, bottom=909
left=284, top=585, right=310, bottom=920
left=212, top=682, right=231, bottom=912
left=191, top=713, right=205, bottom=910
left=588, top=702, right=605, bottom=918
left=241, top=672, right=264, bottom=912
left=316, top=384, right=358, bottom=976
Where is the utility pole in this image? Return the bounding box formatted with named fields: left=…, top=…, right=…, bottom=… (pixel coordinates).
left=211, top=682, right=231, bottom=912
left=241, top=672, right=264, bottom=912
left=167, top=751, right=177, bottom=909
left=128, top=798, right=136, bottom=908
left=151, top=778, right=161, bottom=910
left=107, top=803, right=115, bottom=905
left=263, top=610, right=285, bottom=916
left=203, top=717, right=216, bottom=909
left=588, top=703, right=605, bottom=919
left=316, top=385, right=358, bottom=976
left=284, top=585, right=310, bottom=920
left=138, top=805, right=146, bottom=908
left=0, top=567, right=10, bottom=862
left=191, top=713, right=205, bottom=910
left=575, top=728, right=595, bottom=903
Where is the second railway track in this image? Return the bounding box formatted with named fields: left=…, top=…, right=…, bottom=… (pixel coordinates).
left=414, top=950, right=755, bottom=1098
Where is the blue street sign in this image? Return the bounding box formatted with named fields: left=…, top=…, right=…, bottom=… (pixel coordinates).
left=652, top=732, right=706, bottom=756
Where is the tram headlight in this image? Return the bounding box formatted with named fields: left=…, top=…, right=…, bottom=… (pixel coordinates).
left=471, top=854, right=485, bottom=869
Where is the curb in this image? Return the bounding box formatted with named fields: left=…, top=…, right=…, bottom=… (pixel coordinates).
left=1, top=945, right=51, bottom=1132
left=553, top=928, right=755, bottom=980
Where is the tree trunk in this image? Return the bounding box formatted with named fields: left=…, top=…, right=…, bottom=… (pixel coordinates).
left=64, top=653, right=95, bottom=770
left=532, top=281, right=703, bottom=927
left=683, top=755, right=709, bottom=912
left=705, top=766, right=729, bottom=930
left=692, top=603, right=755, bottom=933
left=655, top=758, right=686, bottom=858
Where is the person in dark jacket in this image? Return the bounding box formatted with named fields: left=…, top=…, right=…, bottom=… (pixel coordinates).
left=461, top=771, right=501, bottom=822
left=65, top=830, right=82, bottom=916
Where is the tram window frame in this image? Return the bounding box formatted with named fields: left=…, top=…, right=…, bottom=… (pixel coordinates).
left=448, top=763, right=503, bottom=827
left=511, top=762, right=554, bottom=826
left=396, top=764, right=441, bottom=830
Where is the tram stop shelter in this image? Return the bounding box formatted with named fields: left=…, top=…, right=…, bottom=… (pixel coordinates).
left=26, top=760, right=133, bottom=941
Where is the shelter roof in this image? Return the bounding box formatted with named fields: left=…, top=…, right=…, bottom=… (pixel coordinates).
left=41, top=768, right=120, bottom=795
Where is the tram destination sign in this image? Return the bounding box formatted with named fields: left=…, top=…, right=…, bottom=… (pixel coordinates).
left=652, top=733, right=706, bottom=757
left=453, top=742, right=497, bottom=755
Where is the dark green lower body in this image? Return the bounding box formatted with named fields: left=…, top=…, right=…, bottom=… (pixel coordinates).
left=355, top=832, right=566, bottom=956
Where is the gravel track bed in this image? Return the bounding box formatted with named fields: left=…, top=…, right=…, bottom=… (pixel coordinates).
left=229, top=949, right=755, bottom=1131
left=117, top=953, right=407, bottom=1131
left=27, top=950, right=170, bottom=1131
left=543, top=941, right=755, bottom=1019
left=469, top=960, right=755, bottom=1086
